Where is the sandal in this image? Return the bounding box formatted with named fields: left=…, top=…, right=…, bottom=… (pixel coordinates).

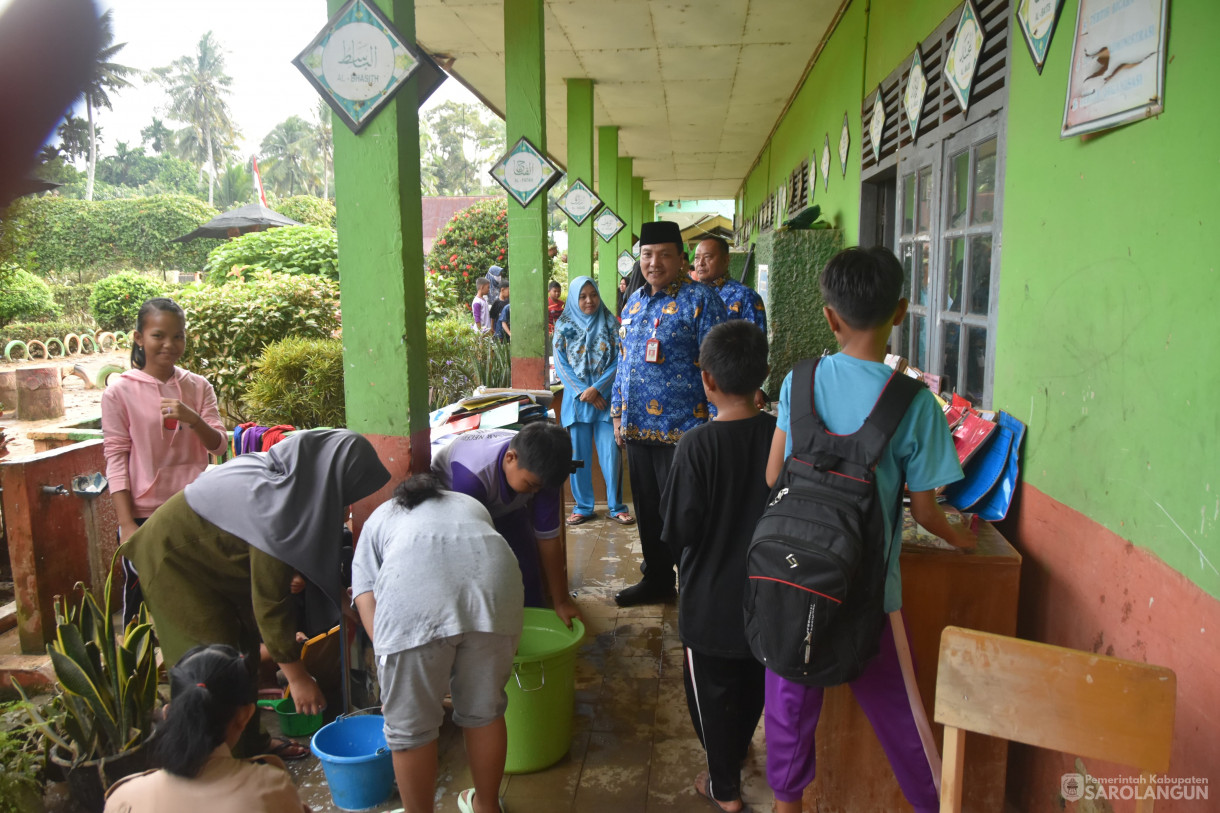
left=566, top=512, right=592, bottom=526
left=457, top=788, right=504, bottom=813
left=612, top=512, right=636, bottom=525
left=694, top=770, right=743, bottom=813
left=268, top=736, right=309, bottom=761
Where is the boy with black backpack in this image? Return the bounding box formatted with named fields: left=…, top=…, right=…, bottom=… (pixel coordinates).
left=756, top=247, right=975, bottom=813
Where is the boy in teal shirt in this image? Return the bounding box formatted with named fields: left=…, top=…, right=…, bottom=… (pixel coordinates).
left=763, top=247, right=975, bottom=813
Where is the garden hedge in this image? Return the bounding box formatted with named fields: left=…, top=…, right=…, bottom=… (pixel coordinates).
left=0, top=194, right=219, bottom=274
left=203, top=226, right=338, bottom=283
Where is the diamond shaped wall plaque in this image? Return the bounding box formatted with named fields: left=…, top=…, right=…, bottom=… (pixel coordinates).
left=820, top=135, right=831, bottom=193
left=293, top=0, right=422, bottom=134
left=489, top=136, right=560, bottom=207
left=617, top=250, right=635, bottom=278
left=945, top=0, right=985, bottom=114
left=556, top=179, right=602, bottom=226
left=593, top=208, right=625, bottom=243
left=869, top=88, right=885, bottom=162
left=1017, top=0, right=1064, bottom=75
left=904, top=46, right=928, bottom=140
left=838, top=112, right=850, bottom=177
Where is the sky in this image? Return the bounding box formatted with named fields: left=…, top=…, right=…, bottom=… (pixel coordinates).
left=0, top=0, right=480, bottom=162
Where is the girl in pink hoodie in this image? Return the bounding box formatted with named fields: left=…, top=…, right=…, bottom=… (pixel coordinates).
left=102, top=297, right=227, bottom=626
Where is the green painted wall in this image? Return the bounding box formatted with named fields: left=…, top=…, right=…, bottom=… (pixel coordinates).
left=737, top=0, right=1220, bottom=598
left=997, top=0, right=1220, bottom=599
left=330, top=0, right=428, bottom=438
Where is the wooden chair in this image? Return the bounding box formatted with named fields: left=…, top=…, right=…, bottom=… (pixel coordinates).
left=934, top=626, right=1176, bottom=813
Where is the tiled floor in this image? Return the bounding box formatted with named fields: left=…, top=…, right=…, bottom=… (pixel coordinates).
left=290, top=506, right=773, bottom=812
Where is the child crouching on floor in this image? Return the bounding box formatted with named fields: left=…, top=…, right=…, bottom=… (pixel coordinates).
left=351, top=474, right=523, bottom=813
left=660, top=320, right=775, bottom=812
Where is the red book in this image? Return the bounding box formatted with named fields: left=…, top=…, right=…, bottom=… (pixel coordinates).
left=952, top=412, right=997, bottom=466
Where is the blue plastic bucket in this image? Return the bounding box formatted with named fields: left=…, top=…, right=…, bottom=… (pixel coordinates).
left=310, top=713, right=395, bottom=811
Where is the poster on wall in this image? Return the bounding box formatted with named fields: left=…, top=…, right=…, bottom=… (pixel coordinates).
left=903, top=46, right=928, bottom=140
left=488, top=136, right=560, bottom=207
left=1061, top=0, right=1167, bottom=138
left=944, top=0, right=985, bottom=114
left=838, top=112, right=850, bottom=177
left=868, top=87, right=886, bottom=162
left=1016, top=0, right=1065, bottom=74
left=820, top=135, right=831, bottom=193
left=555, top=179, right=602, bottom=225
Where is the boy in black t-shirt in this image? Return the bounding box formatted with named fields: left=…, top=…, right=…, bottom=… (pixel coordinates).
left=660, top=320, right=774, bottom=813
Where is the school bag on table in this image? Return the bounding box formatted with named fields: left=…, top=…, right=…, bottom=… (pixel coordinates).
left=744, top=357, right=922, bottom=686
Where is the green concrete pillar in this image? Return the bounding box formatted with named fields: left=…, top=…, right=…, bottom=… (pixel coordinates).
left=596, top=125, right=619, bottom=306
left=617, top=156, right=633, bottom=264
left=504, top=0, right=548, bottom=388
left=632, top=176, right=644, bottom=249
left=329, top=0, right=428, bottom=505
left=566, top=79, right=594, bottom=284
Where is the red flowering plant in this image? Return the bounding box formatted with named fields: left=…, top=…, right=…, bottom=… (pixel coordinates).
left=423, top=197, right=552, bottom=303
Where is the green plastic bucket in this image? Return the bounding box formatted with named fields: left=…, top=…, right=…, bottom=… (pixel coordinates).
left=503, top=608, right=585, bottom=774
left=257, top=696, right=324, bottom=737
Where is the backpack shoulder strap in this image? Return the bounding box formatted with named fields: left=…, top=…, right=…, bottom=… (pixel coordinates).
left=853, top=371, right=925, bottom=468
left=787, top=357, right=826, bottom=456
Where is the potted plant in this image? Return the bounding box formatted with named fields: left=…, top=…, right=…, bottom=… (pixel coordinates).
left=0, top=701, right=46, bottom=813
left=15, top=564, right=159, bottom=812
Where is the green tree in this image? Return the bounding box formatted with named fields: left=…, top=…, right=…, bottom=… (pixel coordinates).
left=260, top=116, right=311, bottom=198
left=81, top=10, right=133, bottom=201
left=215, top=162, right=254, bottom=210
left=140, top=117, right=175, bottom=154
left=155, top=32, right=240, bottom=207
left=56, top=115, right=92, bottom=164
left=310, top=100, right=334, bottom=200
left=420, top=101, right=504, bottom=195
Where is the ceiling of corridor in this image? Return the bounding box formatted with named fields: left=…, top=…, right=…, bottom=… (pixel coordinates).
left=415, top=0, right=845, bottom=202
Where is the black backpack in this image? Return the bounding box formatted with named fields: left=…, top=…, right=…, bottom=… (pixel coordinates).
left=744, top=357, right=922, bottom=686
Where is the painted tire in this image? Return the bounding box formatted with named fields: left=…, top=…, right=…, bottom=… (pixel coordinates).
left=45, top=337, right=66, bottom=358
left=80, top=335, right=97, bottom=354
left=4, top=340, right=28, bottom=361
left=96, top=332, right=116, bottom=351
left=96, top=363, right=126, bottom=389
left=26, top=340, right=48, bottom=359
left=64, top=333, right=81, bottom=355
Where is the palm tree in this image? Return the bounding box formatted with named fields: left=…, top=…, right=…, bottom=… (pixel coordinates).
left=140, top=117, right=174, bottom=154
left=260, top=116, right=312, bottom=197
left=155, top=32, right=239, bottom=207
left=56, top=115, right=92, bottom=164
left=311, top=100, right=334, bottom=200
left=82, top=10, right=133, bottom=200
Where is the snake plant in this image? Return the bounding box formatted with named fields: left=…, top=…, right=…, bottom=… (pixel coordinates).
left=15, top=563, right=159, bottom=767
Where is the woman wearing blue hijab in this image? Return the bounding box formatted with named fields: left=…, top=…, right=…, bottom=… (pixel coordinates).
left=553, top=276, right=634, bottom=525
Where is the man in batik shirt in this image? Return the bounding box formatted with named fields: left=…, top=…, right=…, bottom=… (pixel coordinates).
left=694, top=236, right=767, bottom=333
left=611, top=221, right=727, bottom=607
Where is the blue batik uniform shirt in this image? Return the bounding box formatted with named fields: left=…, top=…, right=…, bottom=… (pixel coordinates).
left=708, top=275, right=767, bottom=333
left=612, top=278, right=728, bottom=445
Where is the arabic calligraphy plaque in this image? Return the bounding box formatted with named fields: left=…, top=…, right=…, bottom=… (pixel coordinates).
left=556, top=179, right=602, bottom=226
left=489, top=137, right=560, bottom=207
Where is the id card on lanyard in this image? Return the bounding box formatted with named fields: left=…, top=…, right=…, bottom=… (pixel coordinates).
left=645, top=318, right=662, bottom=363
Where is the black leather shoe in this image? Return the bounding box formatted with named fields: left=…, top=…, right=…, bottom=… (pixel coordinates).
left=614, top=580, right=676, bottom=607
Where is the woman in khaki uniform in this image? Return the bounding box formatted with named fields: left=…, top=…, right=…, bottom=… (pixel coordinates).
left=122, top=429, right=389, bottom=759
left=105, top=644, right=310, bottom=812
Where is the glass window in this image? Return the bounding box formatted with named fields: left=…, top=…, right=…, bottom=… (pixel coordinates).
left=964, top=325, right=987, bottom=405
left=968, top=234, right=992, bottom=314
left=941, top=322, right=960, bottom=393
left=916, top=169, right=933, bottom=233
left=912, top=314, right=928, bottom=371
left=972, top=138, right=997, bottom=225
left=947, top=150, right=969, bottom=229
left=902, top=173, right=915, bottom=235
left=945, top=237, right=965, bottom=312
left=902, top=244, right=913, bottom=300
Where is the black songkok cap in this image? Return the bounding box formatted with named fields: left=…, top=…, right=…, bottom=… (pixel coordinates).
left=638, top=220, right=683, bottom=248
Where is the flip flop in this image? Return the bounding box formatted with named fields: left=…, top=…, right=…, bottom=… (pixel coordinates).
left=268, top=736, right=309, bottom=761
left=457, top=788, right=505, bottom=813
left=566, top=512, right=592, bottom=525
left=612, top=512, right=636, bottom=525
left=694, top=770, right=743, bottom=813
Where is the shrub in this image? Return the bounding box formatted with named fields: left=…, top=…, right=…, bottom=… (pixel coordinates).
left=242, top=336, right=345, bottom=427
left=0, top=320, right=96, bottom=349
left=0, top=264, right=60, bottom=326
left=425, top=268, right=460, bottom=319
left=425, top=313, right=511, bottom=410
left=203, top=226, right=338, bottom=284
left=49, top=281, right=95, bottom=322
left=177, top=271, right=341, bottom=421
left=274, top=195, right=337, bottom=229
left=424, top=198, right=510, bottom=303
left=0, top=194, right=220, bottom=274
left=89, top=271, right=166, bottom=332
